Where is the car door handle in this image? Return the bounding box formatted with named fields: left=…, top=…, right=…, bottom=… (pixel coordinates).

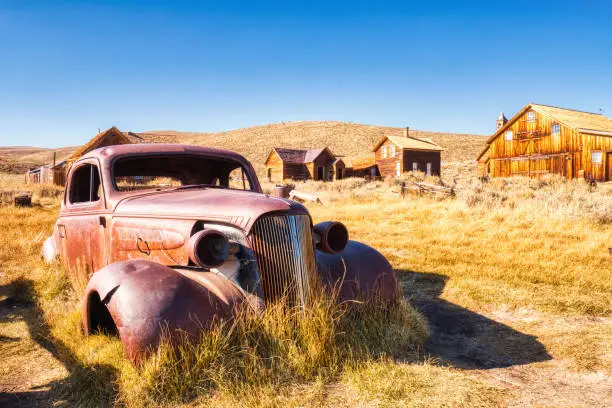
left=136, top=237, right=151, bottom=255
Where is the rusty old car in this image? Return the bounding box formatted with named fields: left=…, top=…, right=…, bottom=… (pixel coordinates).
left=42, top=144, right=397, bottom=361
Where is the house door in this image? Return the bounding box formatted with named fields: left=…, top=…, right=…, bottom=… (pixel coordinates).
left=337, top=168, right=343, bottom=180
left=608, top=153, right=612, bottom=181
left=317, top=166, right=324, bottom=180
left=267, top=168, right=272, bottom=181
left=395, top=162, right=401, bottom=177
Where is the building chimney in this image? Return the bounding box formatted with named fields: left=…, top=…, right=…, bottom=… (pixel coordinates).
left=404, top=126, right=410, bottom=137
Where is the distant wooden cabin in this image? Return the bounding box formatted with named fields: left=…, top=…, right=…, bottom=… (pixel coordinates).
left=372, top=127, right=443, bottom=178
left=265, top=147, right=340, bottom=182
left=25, top=126, right=138, bottom=186
left=25, top=160, right=67, bottom=186
left=477, top=104, right=612, bottom=181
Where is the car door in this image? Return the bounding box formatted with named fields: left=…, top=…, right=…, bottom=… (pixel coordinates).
left=57, top=160, right=108, bottom=277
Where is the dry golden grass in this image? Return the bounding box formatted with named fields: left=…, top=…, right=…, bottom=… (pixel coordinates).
left=1, top=173, right=611, bottom=407
left=0, top=146, right=75, bottom=174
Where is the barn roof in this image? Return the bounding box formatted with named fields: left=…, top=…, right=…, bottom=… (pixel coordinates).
left=270, top=147, right=333, bottom=164
left=372, top=135, right=443, bottom=152
left=531, top=104, right=612, bottom=135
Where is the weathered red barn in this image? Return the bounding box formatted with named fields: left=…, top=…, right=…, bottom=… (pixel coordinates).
left=372, top=127, right=443, bottom=178
left=264, top=147, right=340, bottom=182
left=478, top=103, right=612, bottom=181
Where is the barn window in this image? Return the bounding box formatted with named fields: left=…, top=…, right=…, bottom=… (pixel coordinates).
left=382, top=146, right=387, bottom=158
left=390, top=145, right=396, bottom=157
left=527, top=111, right=536, bottom=122
left=551, top=124, right=560, bottom=134
left=591, top=151, right=603, bottom=164
left=505, top=130, right=513, bottom=141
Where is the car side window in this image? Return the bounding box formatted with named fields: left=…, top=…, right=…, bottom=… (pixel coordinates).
left=69, top=163, right=102, bottom=204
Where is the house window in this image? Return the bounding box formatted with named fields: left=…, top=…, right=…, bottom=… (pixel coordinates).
left=527, top=111, right=536, bottom=122
left=412, top=162, right=418, bottom=173
left=382, top=146, right=387, bottom=158
left=552, top=124, right=560, bottom=134
left=390, top=145, right=395, bottom=157
left=505, top=130, right=513, bottom=141
left=591, top=151, right=603, bottom=164
left=426, top=162, right=432, bottom=176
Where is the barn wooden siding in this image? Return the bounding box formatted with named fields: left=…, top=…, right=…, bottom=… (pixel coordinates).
left=487, top=108, right=612, bottom=181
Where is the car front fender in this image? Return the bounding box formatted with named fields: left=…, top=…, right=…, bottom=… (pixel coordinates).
left=83, top=259, right=246, bottom=362
left=315, top=240, right=398, bottom=303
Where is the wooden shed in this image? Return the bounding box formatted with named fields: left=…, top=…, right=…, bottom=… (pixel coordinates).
left=478, top=103, right=612, bottom=181
left=25, top=126, right=136, bottom=186
left=372, top=127, right=443, bottom=178
left=264, top=147, right=338, bottom=182
left=345, top=156, right=380, bottom=178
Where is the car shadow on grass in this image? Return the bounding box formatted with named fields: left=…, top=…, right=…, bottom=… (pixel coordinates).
left=0, top=278, right=117, bottom=408
left=398, top=269, right=551, bottom=369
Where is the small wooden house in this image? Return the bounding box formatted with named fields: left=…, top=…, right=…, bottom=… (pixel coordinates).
left=372, top=127, right=443, bottom=178
left=264, top=147, right=340, bottom=182
left=477, top=103, right=612, bottom=180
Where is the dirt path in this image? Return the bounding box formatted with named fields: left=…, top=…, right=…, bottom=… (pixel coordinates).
left=1, top=283, right=610, bottom=407
left=0, top=291, right=69, bottom=407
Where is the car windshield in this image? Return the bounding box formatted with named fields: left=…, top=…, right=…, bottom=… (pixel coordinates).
left=113, top=154, right=253, bottom=192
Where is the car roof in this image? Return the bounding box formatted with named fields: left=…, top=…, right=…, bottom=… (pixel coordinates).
left=79, top=143, right=250, bottom=165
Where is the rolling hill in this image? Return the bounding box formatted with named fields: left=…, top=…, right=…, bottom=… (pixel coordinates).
left=0, top=121, right=487, bottom=176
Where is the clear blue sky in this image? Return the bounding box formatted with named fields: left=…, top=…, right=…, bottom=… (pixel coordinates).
left=0, top=0, right=610, bottom=147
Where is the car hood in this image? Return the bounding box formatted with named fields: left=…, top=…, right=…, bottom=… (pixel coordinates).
left=113, top=188, right=308, bottom=232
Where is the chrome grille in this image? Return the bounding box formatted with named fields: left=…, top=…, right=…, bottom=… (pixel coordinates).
left=249, top=214, right=316, bottom=307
